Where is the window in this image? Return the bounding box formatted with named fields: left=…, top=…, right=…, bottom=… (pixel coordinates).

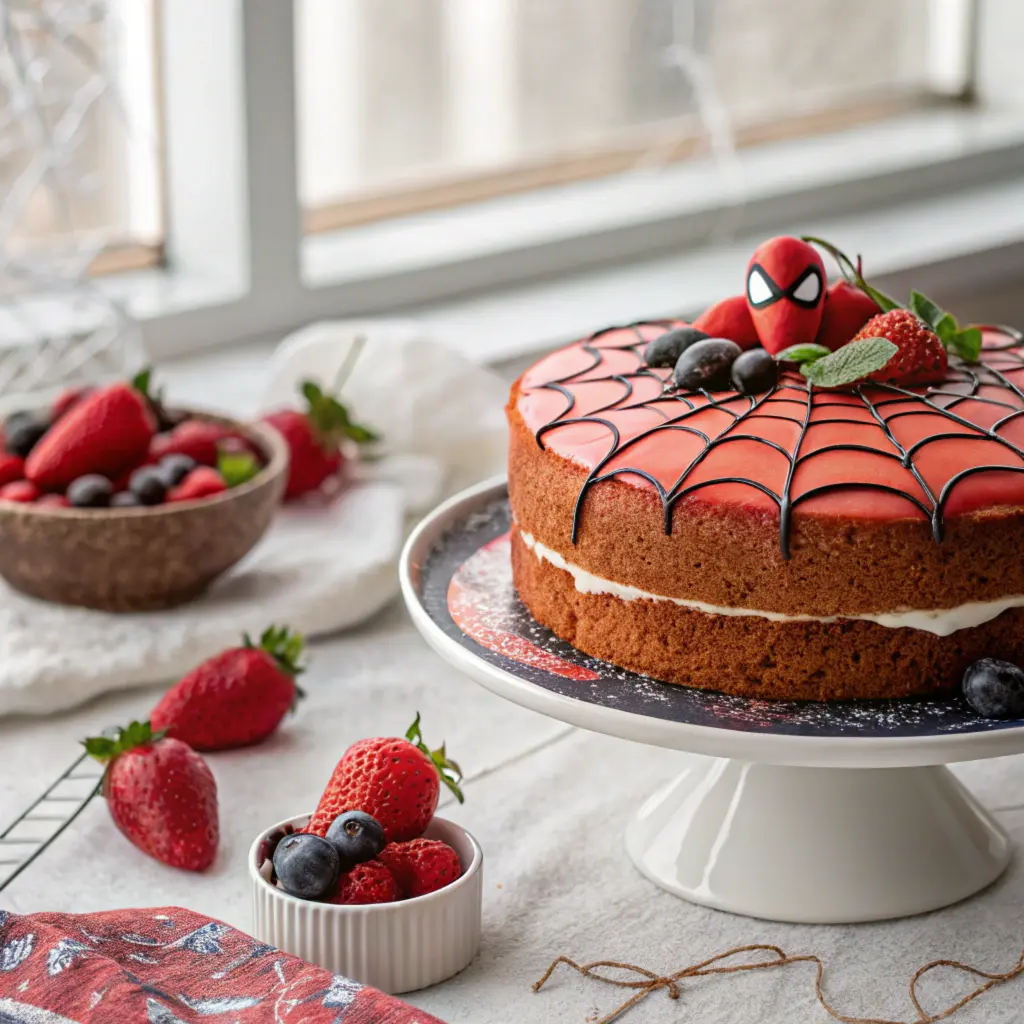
left=0, top=0, right=162, bottom=275
left=297, top=0, right=955, bottom=231
left=1, top=0, right=1020, bottom=367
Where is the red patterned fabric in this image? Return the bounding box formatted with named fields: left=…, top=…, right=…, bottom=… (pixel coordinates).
left=0, top=907, right=446, bottom=1023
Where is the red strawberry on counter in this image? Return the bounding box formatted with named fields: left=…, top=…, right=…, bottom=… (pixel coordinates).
left=151, top=419, right=246, bottom=468
left=854, top=309, right=948, bottom=386
left=815, top=280, right=880, bottom=351
left=326, top=860, right=401, bottom=905
left=262, top=380, right=377, bottom=501
left=0, top=453, right=24, bottom=487
left=25, top=374, right=156, bottom=492
left=151, top=626, right=305, bottom=751
left=378, top=838, right=462, bottom=898
left=166, top=466, right=228, bottom=502
left=83, top=721, right=218, bottom=872
left=306, top=714, right=463, bottom=843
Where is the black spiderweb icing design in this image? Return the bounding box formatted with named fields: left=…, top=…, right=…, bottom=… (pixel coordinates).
left=531, top=322, right=1024, bottom=558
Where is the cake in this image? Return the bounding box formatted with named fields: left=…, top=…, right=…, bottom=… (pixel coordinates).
left=506, top=237, right=1024, bottom=701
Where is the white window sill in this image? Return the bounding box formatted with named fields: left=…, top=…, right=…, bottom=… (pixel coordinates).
left=6, top=105, right=1024, bottom=385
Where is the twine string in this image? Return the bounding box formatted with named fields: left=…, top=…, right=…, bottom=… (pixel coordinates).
left=533, top=945, right=1024, bottom=1024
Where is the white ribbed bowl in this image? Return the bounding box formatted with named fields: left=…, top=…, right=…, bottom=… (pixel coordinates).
left=249, top=813, right=483, bottom=994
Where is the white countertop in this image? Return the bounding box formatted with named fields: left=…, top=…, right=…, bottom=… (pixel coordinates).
left=1, top=596, right=1023, bottom=1023
left=1, top=347, right=1023, bottom=1023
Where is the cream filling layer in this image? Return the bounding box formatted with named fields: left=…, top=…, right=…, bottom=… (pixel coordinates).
left=518, top=530, right=1024, bottom=637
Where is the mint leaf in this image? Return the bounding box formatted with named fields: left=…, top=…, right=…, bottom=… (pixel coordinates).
left=801, top=337, right=898, bottom=388
left=776, top=343, right=831, bottom=365
left=948, top=326, right=982, bottom=362
left=934, top=313, right=957, bottom=341
left=909, top=291, right=945, bottom=331
left=218, top=450, right=260, bottom=488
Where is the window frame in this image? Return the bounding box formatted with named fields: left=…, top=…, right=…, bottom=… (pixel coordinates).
left=77, top=0, right=1024, bottom=365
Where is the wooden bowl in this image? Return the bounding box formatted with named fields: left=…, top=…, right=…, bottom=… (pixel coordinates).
left=0, top=414, right=288, bottom=612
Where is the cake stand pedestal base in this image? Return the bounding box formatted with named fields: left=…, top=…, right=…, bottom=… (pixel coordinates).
left=626, top=755, right=1010, bottom=924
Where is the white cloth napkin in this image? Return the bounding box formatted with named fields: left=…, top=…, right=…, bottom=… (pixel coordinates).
left=0, top=321, right=508, bottom=717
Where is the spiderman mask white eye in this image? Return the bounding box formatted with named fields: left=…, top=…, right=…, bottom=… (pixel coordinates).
left=792, top=271, right=821, bottom=304
left=747, top=267, right=774, bottom=306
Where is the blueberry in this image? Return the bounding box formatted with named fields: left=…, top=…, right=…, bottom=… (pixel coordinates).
left=673, top=339, right=742, bottom=391
left=326, top=811, right=386, bottom=867
left=111, top=491, right=141, bottom=507
left=643, top=327, right=710, bottom=368
left=67, top=474, right=113, bottom=508
left=272, top=832, right=340, bottom=900
left=3, top=413, right=48, bottom=459
left=129, top=466, right=168, bottom=506
left=731, top=348, right=779, bottom=395
left=962, top=659, right=1024, bottom=719
left=158, top=454, right=197, bottom=486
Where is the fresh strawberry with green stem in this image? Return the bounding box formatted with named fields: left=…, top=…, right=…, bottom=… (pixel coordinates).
left=378, top=838, right=462, bottom=898
left=306, top=713, right=463, bottom=843
left=326, top=859, right=401, bottom=905
left=803, top=237, right=982, bottom=362
left=853, top=310, right=948, bottom=386
left=83, top=720, right=219, bottom=872
left=263, top=380, right=377, bottom=500
left=25, top=373, right=156, bottom=492
left=51, top=385, right=95, bottom=422
left=151, top=626, right=305, bottom=751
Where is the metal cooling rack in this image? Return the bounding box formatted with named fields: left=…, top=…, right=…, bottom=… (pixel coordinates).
left=0, top=751, right=104, bottom=894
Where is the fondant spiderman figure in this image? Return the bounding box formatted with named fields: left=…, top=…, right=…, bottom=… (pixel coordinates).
left=745, top=236, right=826, bottom=353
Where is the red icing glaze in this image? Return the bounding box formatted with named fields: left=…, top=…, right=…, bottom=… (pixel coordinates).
left=516, top=322, right=1024, bottom=538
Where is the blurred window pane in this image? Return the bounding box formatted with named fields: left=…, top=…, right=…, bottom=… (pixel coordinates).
left=297, top=0, right=938, bottom=230
left=0, top=0, right=162, bottom=275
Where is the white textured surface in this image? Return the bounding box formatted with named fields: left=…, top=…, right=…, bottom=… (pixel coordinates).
left=250, top=815, right=482, bottom=994
left=0, top=602, right=1022, bottom=1022
left=0, top=321, right=506, bottom=716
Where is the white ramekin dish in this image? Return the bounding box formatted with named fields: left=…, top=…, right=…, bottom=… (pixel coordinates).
left=249, top=813, right=483, bottom=994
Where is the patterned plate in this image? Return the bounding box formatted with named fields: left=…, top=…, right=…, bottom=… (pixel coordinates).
left=402, top=479, right=1024, bottom=767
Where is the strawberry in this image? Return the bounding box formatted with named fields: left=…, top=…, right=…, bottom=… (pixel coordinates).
left=151, top=626, right=305, bottom=751
left=378, top=838, right=462, bottom=898
left=853, top=310, right=948, bottom=386
left=166, top=466, right=227, bottom=502
left=25, top=375, right=155, bottom=492
left=326, top=859, right=400, bottom=905
left=151, top=419, right=245, bottom=468
left=0, top=480, right=39, bottom=502
left=692, top=295, right=760, bottom=350
left=83, top=721, right=218, bottom=872
left=35, top=493, right=70, bottom=508
left=262, top=380, right=376, bottom=501
left=51, top=385, right=95, bottom=422
left=0, top=453, right=24, bottom=487
left=306, top=714, right=464, bottom=843
left=815, top=281, right=879, bottom=351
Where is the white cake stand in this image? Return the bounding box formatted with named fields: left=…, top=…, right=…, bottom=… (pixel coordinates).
left=400, top=477, right=1024, bottom=924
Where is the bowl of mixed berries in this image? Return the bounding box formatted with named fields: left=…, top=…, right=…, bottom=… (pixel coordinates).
left=0, top=371, right=288, bottom=610
left=250, top=716, right=482, bottom=994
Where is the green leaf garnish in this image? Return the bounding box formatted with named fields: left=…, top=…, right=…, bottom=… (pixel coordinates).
left=775, top=343, right=831, bottom=365
left=801, top=337, right=898, bottom=389
left=948, top=326, right=982, bottom=362
left=218, top=449, right=261, bottom=488
left=405, top=712, right=464, bottom=803
left=909, top=291, right=945, bottom=331
left=802, top=237, right=899, bottom=312
left=910, top=291, right=982, bottom=362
